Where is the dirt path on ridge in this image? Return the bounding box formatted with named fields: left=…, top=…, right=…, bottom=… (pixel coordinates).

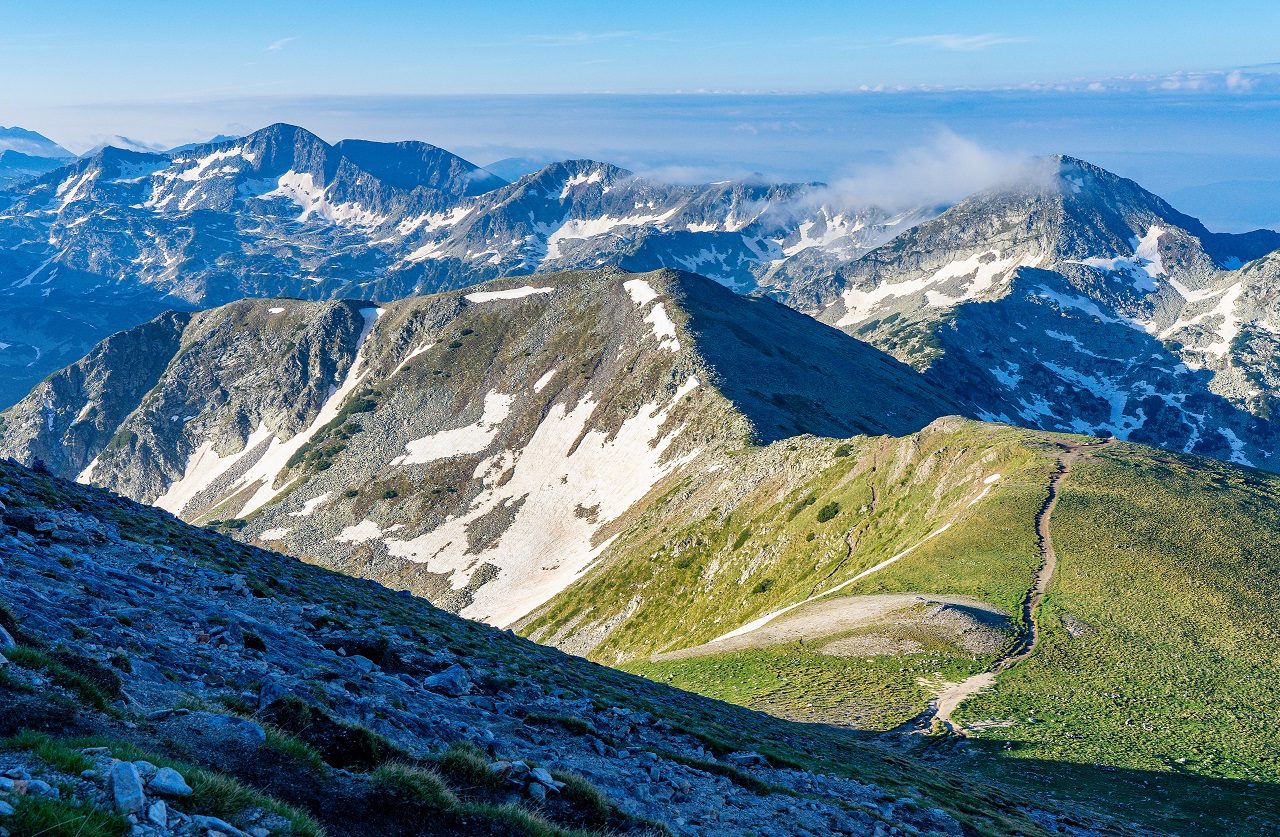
left=899, top=438, right=1114, bottom=737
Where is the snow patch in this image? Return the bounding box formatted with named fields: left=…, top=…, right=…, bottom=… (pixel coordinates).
left=337, top=520, right=384, bottom=544
left=464, top=286, right=553, bottom=303
left=395, top=391, right=514, bottom=466
left=533, top=369, right=557, bottom=393
left=623, top=279, right=659, bottom=306
left=644, top=304, right=681, bottom=353
left=385, top=376, right=703, bottom=627
left=289, top=492, right=331, bottom=518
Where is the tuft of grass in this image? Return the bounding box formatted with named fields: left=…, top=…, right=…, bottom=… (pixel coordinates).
left=550, top=769, right=611, bottom=827
left=522, top=712, right=592, bottom=737
left=371, top=762, right=459, bottom=810
left=1, top=730, right=92, bottom=773
left=262, top=726, right=328, bottom=776
left=431, top=741, right=503, bottom=792
left=66, top=735, right=325, bottom=837
left=8, top=795, right=129, bottom=837
left=653, top=749, right=778, bottom=796
left=262, top=696, right=405, bottom=769
left=4, top=646, right=117, bottom=712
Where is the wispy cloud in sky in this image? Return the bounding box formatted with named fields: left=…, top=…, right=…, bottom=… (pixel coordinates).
left=525, top=31, right=672, bottom=47
left=892, top=33, right=1025, bottom=51
left=265, top=36, right=297, bottom=52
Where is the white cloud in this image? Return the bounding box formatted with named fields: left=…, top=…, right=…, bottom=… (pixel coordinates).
left=892, top=33, right=1025, bottom=51
left=525, top=31, right=671, bottom=47
left=266, top=37, right=297, bottom=52
left=804, top=131, right=1048, bottom=211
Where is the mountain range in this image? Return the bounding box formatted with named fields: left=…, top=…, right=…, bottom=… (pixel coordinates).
left=4, top=123, right=1280, bottom=480
left=0, top=123, right=931, bottom=406
left=2, top=120, right=1280, bottom=833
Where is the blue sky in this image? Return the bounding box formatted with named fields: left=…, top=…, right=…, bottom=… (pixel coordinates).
left=5, top=0, right=1279, bottom=98
left=3, top=1, right=1279, bottom=229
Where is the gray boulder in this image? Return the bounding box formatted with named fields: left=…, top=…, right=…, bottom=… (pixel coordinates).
left=110, top=759, right=146, bottom=813
left=424, top=664, right=472, bottom=697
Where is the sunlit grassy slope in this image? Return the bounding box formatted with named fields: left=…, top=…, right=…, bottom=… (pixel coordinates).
left=525, top=422, right=1280, bottom=833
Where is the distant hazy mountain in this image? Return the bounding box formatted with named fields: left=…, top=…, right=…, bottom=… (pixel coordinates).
left=0, top=124, right=73, bottom=158
left=0, top=149, right=66, bottom=190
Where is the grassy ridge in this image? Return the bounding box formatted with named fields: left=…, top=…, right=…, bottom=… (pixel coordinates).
left=625, top=445, right=1055, bottom=730
left=956, top=446, right=1280, bottom=782
left=526, top=421, right=1042, bottom=662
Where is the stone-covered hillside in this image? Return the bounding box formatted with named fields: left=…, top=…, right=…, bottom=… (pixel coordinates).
left=0, top=458, right=1099, bottom=836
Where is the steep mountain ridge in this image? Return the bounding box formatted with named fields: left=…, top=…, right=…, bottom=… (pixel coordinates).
left=0, top=268, right=959, bottom=627
left=783, top=156, right=1280, bottom=468
left=0, top=125, right=73, bottom=159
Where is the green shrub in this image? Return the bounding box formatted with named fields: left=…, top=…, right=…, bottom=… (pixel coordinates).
left=816, top=502, right=841, bottom=523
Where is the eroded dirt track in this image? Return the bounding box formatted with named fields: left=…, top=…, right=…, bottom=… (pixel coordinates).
left=903, top=439, right=1113, bottom=736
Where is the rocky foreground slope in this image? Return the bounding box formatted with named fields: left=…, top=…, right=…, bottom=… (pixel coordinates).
left=0, top=457, right=1104, bottom=836
left=0, top=268, right=959, bottom=627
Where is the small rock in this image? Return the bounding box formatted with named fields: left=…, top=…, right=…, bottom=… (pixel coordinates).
left=192, top=814, right=250, bottom=837
left=423, top=664, right=471, bottom=697
left=0, top=801, right=14, bottom=817
left=26, top=780, right=56, bottom=797
left=0, top=625, right=14, bottom=650
left=257, top=676, right=288, bottom=710
left=145, top=709, right=190, bottom=722
left=529, top=767, right=560, bottom=790
left=725, top=751, right=768, bottom=768
left=147, top=800, right=168, bottom=827
left=149, top=767, right=192, bottom=797
left=132, top=761, right=158, bottom=781
left=527, top=781, right=547, bottom=803
left=111, top=760, right=146, bottom=814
